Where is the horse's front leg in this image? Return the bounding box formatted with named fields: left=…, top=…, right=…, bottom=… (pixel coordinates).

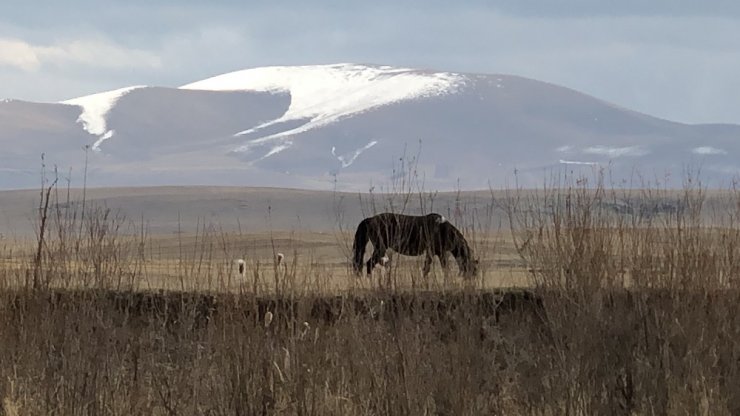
left=366, top=258, right=376, bottom=276
left=438, top=251, right=449, bottom=270
left=367, top=248, right=386, bottom=276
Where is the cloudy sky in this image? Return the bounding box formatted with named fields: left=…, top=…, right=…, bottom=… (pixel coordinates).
left=1, top=1, right=739, bottom=124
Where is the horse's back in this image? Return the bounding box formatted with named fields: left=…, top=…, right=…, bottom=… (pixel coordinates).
left=363, top=212, right=446, bottom=255
left=368, top=212, right=442, bottom=226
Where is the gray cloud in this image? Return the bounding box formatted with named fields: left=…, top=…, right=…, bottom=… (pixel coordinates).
left=475, top=0, right=740, bottom=18
left=0, top=36, right=161, bottom=71
left=1, top=2, right=739, bottom=125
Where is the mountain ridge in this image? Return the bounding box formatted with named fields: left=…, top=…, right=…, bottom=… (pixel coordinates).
left=2, top=63, right=739, bottom=190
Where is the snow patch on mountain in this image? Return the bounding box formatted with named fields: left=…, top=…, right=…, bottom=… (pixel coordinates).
left=181, top=64, right=464, bottom=158
left=332, top=140, right=378, bottom=168
left=257, top=143, right=292, bottom=162
left=61, top=86, right=144, bottom=149
left=559, top=159, right=598, bottom=166
left=93, top=130, right=115, bottom=151
left=692, top=146, right=727, bottom=155
left=583, top=145, right=649, bottom=158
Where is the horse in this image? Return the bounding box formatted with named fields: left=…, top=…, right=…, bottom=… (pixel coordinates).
left=352, top=212, right=479, bottom=278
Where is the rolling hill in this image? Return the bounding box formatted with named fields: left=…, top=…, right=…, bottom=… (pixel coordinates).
left=2, top=63, right=739, bottom=190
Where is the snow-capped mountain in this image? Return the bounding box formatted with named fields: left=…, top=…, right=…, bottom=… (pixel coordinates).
left=2, top=63, right=739, bottom=190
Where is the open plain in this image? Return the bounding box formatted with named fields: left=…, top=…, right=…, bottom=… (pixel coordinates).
left=0, top=186, right=528, bottom=292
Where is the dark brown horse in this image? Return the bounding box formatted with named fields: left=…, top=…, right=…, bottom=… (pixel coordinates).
left=352, top=212, right=478, bottom=278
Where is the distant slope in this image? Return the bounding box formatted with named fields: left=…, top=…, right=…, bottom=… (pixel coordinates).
left=0, top=186, right=499, bottom=238
left=1, top=63, right=739, bottom=190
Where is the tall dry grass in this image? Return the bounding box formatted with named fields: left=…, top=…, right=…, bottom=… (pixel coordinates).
left=2, top=170, right=740, bottom=414
left=505, top=171, right=740, bottom=414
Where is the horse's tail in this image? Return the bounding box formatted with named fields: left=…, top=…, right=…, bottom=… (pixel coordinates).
left=352, top=218, right=370, bottom=274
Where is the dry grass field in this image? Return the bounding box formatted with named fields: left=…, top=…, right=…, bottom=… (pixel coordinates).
left=3, top=177, right=740, bottom=414
left=1, top=229, right=529, bottom=294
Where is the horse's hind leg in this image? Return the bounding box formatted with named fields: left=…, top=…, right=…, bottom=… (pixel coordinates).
left=422, top=252, right=433, bottom=277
